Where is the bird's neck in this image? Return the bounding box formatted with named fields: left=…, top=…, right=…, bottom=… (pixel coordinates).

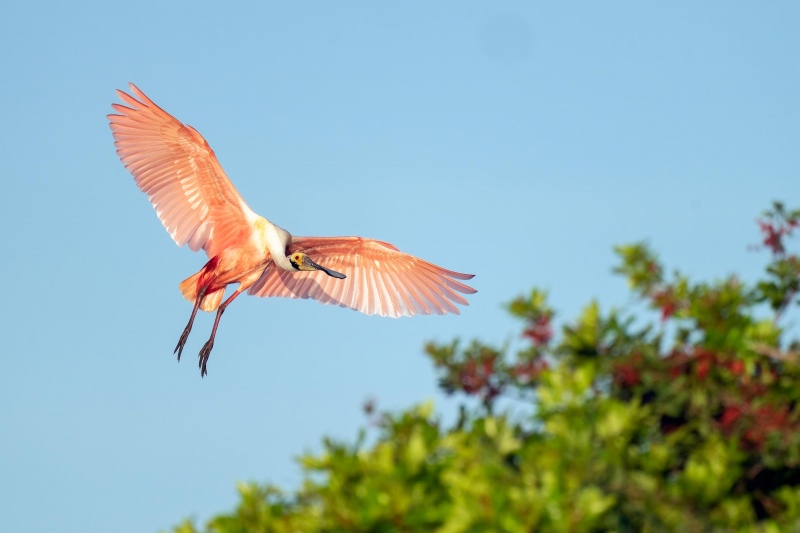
left=257, top=217, right=294, bottom=271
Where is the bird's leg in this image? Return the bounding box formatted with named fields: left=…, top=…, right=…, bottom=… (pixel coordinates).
left=198, top=289, right=244, bottom=378
left=174, top=287, right=206, bottom=361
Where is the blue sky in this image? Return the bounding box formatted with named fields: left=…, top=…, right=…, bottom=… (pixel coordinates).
left=1, top=2, right=798, bottom=531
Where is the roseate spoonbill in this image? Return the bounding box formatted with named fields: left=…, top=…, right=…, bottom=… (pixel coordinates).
left=108, top=84, right=476, bottom=377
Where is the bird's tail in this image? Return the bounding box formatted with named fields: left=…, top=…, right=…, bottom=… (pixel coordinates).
left=179, top=270, right=225, bottom=312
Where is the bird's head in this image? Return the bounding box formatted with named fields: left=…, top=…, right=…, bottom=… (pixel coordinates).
left=288, top=252, right=346, bottom=279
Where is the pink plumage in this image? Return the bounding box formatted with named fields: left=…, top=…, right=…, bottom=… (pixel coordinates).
left=108, top=83, right=475, bottom=376
left=249, top=236, right=475, bottom=317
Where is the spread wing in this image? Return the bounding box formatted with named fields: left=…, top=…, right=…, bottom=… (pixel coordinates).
left=108, top=83, right=256, bottom=258
left=248, top=236, right=476, bottom=317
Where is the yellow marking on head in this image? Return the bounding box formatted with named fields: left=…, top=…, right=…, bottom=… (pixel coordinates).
left=288, top=252, right=303, bottom=271
left=291, top=252, right=323, bottom=272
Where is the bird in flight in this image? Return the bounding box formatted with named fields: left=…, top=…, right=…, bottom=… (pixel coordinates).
left=108, top=84, right=476, bottom=377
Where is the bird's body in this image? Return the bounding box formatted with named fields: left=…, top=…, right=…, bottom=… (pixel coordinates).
left=108, top=83, right=475, bottom=376
left=177, top=216, right=288, bottom=313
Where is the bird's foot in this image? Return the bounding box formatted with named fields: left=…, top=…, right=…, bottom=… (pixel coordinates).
left=174, top=326, right=192, bottom=361
left=198, top=340, right=214, bottom=378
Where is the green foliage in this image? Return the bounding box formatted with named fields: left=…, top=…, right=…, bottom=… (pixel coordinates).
left=168, top=202, right=800, bottom=532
